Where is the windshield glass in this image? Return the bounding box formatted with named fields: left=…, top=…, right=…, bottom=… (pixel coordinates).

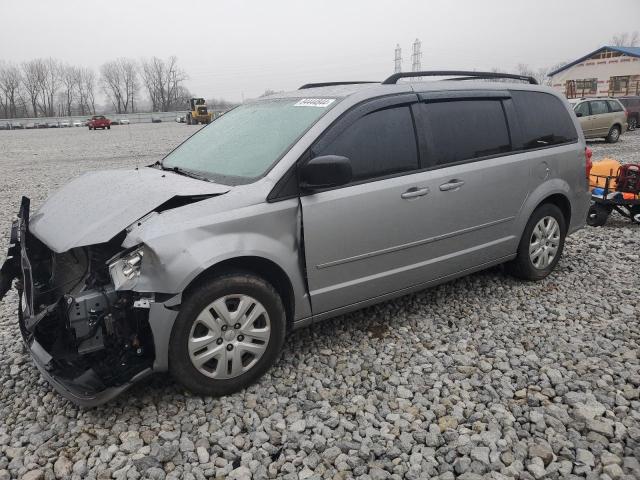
left=162, top=97, right=337, bottom=184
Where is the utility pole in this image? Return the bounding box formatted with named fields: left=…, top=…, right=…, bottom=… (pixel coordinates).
left=394, top=44, right=402, bottom=74
left=411, top=38, right=422, bottom=77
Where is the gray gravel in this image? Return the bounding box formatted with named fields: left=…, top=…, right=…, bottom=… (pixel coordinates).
left=0, top=124, right=639, bottom=480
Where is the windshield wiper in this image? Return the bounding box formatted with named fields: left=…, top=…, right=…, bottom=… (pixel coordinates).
left=165, top=165, right=211, bottom=183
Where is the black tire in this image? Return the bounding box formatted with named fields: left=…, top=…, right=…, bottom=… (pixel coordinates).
left=88, top=126, right=92, bottom=130
left=169, top=271, right=286, bottom=397
left=629, top=117, right=637, bottom=131
left=107, top=125, right=110, bottom=130
left=506, top=203, right=566, bottom=281
left=606, top=125, right=621, bottom=143
left=186, top=114, right=191, bottom=125
left=587, top=203, right=610, bottom=227
left=629, top=205, right=640, bottom=224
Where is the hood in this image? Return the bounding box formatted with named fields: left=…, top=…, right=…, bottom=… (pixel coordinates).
left=29, top=167, right=230, bottom=253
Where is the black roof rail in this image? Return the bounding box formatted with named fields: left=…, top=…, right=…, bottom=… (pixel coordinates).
left=299, top=81, right=378, bottom=90
left=381, top=71, right=538, bottom=85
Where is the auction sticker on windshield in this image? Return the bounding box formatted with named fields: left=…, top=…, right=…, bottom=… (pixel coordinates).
left=294, top=98, right=336, bottom=108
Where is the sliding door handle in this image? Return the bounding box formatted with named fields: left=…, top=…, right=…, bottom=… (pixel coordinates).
left=439, top=180, right=465, bottom=191
left=401, top=187, right=430, bottom=199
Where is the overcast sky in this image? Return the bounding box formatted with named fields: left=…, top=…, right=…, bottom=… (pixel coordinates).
left=2, top=0, right=639, bottom=102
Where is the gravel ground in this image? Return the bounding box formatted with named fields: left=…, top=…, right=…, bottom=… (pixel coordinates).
left=0, top=124, right=638, bottom=480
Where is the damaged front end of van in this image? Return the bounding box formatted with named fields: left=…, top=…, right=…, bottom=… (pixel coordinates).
left=0, top=168, right=229, bottom=406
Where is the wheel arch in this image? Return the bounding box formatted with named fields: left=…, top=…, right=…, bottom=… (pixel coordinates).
left=538, top=192, right=572, bottom=228
left=182, top=255, right=296, bottom=331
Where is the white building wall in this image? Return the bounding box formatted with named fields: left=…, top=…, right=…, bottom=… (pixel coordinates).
left=549, top=54, right=640, bottom=98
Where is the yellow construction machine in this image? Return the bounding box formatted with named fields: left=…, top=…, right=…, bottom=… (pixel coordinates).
left=186, top=98, right=213, bottom=125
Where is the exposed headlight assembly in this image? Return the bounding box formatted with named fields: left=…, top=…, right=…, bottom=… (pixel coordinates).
left=109, top=247, right=144, bottom=290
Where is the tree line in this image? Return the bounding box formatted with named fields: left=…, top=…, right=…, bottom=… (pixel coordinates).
left=0, top=56, right=193, bottom=119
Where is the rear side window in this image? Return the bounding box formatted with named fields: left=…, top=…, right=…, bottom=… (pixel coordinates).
left=416, top=99, right=511, bottom=166
left=590, top=100, right=608, bottom=115
left=314, top=106, right=418, bottom=181
left=511, top=91, right=578, bottom=149
left=607, top=100, right=623, bottom=112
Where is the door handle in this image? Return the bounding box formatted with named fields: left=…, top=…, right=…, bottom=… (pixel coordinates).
left=401, top=187, right=430, bottom=199
left=439, top=180, right=465, bottom=191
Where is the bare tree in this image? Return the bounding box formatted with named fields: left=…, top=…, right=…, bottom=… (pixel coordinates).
left=0, top=62, right=22, bottom=118
left=22, top=59, right=45, bottom=117
left=140, top=56, right=188, bottom=111
left=38, top=58, right=62, bottom=117
left=100, top=58, right=138, bottom=113
left=611, top=31, right=639, bottom=47
left=77, top=68, right=96, bottom=115
left=60, top=65, right=80, bottom=117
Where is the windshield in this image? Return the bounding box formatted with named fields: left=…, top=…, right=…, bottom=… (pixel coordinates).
left=162, top=97, right=337, bottom=184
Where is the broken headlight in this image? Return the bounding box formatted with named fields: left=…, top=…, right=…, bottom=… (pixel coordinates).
left=109, top=247, right=144, bottom=290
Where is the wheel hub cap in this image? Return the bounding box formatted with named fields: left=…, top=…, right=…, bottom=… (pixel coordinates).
left=188, top=294, right=271, bottom=379
left=529, top=216, right=560, bottom=269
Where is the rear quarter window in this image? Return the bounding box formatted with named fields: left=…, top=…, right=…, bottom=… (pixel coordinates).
left=607, top=100, right=623, bottom=112
left=511, top=91, right=578, bottom=149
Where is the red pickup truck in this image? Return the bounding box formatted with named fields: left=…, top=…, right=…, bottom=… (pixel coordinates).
left=88, top=116, right=111, bottom=130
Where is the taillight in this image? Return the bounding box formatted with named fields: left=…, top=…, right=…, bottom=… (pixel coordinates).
left=585, top=147, right=593, bottom=180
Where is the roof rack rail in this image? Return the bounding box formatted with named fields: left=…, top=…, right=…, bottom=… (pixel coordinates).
left=381, top=70, right=538, bottom=85
left=299, top=81, right=378, bottom=90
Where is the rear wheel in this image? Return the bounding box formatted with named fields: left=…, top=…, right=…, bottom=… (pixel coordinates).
left=169, top=272, right=286, bottom=397
left=606, top=125, right=621, bottom=143
left=506, top=203, right=566, bottom=281
left=629, top=205, right=640, bottom=224
left=587, top=203, right=610, bottom=227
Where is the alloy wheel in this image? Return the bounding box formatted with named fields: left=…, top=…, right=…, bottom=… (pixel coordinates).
left=529, top=216, right=560, bottom=269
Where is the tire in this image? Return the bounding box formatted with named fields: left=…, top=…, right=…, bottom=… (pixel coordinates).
left=169, top=272, right=286, bottom=397
left=88, top=126, right=92, bottom=130
left=107, top=125, right=110, bottom=130
left=587, top=203, right=610, bottom=227
left=506, top=203, right=566, bottom=281
left=629, top=205, right=640, bottom=224
left=629, top=117, right=637, bottom=131
left=186, top=114, right=191, bottom=125
left=606, top=125, right=621, bottom=143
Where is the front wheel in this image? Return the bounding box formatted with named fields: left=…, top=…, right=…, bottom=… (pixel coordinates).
left=169, top=272, right=286, bottom=397
left=606, top=125, right=621, bottom=143
left=506, top=203, right=566, bottom=281
left=628, top=117, right=637, bottom=131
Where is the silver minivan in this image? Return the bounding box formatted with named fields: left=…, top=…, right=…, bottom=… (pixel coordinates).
left=0, top=71, right=591, bottom=406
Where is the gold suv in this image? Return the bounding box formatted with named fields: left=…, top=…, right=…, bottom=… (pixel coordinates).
left=570, top=98, right=628, bottom=143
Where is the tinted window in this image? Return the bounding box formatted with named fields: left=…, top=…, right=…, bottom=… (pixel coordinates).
left=590, top=100, right=608, bottom=115
left=417, top=100, right=510, bottom=166
left=314, top=106, right=418, bottom=181
left=574, top=102, right=590, bottom=117
left=511, top=91, right=578, bottom=149
left=607, top=100, right=623, bottom=112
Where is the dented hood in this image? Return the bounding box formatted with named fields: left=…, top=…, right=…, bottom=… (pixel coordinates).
left=29, top=168, right=229, bottom=253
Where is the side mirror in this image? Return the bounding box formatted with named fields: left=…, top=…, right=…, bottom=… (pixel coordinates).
left=576, top=112, right=583, bottom=117
left=300, top=155, right=352, bottom=190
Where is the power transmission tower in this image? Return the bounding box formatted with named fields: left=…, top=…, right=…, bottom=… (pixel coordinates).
left=394, top=44, right=402, bottom=74
left=411, top=38, right=422, bottom=75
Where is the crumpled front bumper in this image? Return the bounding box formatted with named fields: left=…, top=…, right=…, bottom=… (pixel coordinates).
left=1, top=197, right=178, bottom=407
left=25, top=334, right=153, bottom=407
